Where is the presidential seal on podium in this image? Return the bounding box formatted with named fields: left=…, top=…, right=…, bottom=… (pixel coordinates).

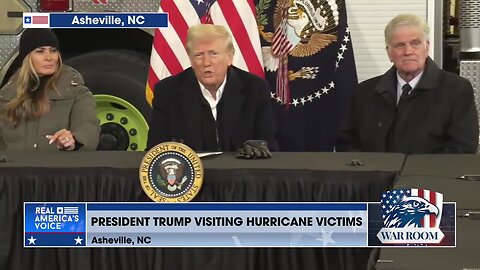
left=139, top=142, right=204, bottom=202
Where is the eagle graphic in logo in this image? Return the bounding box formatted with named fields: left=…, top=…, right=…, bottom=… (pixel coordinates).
left=380, top=189, right=443, bottom=229
left=377, top=188, right=446, bottom=245
left=158, top=158, right=188, bottom=192
left=384, top=197, right=439, bottom=228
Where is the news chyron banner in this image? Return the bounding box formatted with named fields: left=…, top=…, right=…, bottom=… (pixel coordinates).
left=23, top=13, right=168, bottom=28
left=24, top=190, right=456, bottom=248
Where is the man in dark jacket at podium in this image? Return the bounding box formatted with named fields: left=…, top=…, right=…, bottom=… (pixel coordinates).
left=147, top=24, right=276, bottom=152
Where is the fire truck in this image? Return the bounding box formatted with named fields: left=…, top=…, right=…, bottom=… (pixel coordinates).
left=0, top=0, right=478, bottom=151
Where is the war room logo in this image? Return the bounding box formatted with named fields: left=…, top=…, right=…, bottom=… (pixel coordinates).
left=377, top=188, right=445, bottom=245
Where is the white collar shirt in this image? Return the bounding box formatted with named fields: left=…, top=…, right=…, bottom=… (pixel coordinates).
left=396, top=71, right=423, bottom=104
left=198, top=78, right=227, bottom=121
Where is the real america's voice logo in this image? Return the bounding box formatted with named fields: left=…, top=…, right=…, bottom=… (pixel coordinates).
left=377, top=188, right=444, bottom=245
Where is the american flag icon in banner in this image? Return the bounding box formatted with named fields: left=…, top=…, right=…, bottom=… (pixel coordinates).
left=381, top=188, right=443, bottom=228
left=63, top=207, right=79, bottom=215
left=57, top=206, right=79, bottom=215
left=23, top=13, right=50, bottom=28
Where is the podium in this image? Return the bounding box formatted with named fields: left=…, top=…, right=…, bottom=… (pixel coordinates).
left=375, top=154, right=480, bottom=270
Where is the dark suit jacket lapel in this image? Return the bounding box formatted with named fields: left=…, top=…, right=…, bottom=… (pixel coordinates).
left=415, top=57, right=440, bottom=91
left=218, top=67, right=245, bottom=148
left=374, top=66, right=397, bottom=110
left=392, top=57, right=439, bottom=101
left=179, top=68, right=204, bottom=143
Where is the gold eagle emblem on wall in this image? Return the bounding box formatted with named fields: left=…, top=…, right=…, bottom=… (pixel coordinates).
left=260, top=0, right=339, bottom=58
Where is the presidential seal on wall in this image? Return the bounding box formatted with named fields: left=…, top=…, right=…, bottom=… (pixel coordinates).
left=139, top=142, right=203, bottom=202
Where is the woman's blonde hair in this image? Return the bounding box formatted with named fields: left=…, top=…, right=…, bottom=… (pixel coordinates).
left=3, top=52, right=63, bottom=127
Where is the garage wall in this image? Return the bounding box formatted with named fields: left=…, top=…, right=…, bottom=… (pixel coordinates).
left=345, top=1, right=438, bottom=82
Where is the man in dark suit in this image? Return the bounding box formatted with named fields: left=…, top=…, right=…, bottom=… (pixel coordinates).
left=147, top=24, right=276, bottom=151
left=337, top=14, right=478, bottom=154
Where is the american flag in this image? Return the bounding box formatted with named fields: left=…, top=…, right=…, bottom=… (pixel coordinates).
left=271, top=19, right=293, bottom=55
left=271, top=14, right=293, bottom=106
left=62, top=207, right=79, bottom=215
left=381, top=188, right=443, bottom=228
left=259, top=0, right=357, bottom=151
left=146, top=0, right=264, bottom=105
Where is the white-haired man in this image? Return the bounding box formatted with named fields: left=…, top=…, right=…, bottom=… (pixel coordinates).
left=337, top=14, right=478, bottom=154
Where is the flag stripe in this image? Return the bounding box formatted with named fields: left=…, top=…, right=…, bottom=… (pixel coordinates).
left=149, top=52, right=169, bottom=84
left=430, top=191, right=436, bottom=227
left=238, top=1, right=265, bottom=72
left=33, top=16, right=48, bottom=24
left=179, top=1, right=204, bottom=25
left=216, top=1, right=260, bottom=72
left=246, top=0, right=255, bottom=14
left=417, top=189, right=424, bottom=227
left=271, top=17, right=293, bottom=105
left=152, top=28, right=184, bottom=76
left=208, top=7, right=248, bottom=71
left=147, top=66, right=160, bottom=92
left=161, top=0, right=189, bottom=46
left=272, top=22, right=293, bottom=55
left=216, top=1, right=263, bottom=77
left=160, top=1, right=193, bottom=69
left=423, top=189, right=430, bottom=228
left=149, top=42, right=175, bottom=83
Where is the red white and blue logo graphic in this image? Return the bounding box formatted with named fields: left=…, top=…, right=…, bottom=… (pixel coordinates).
left=377, top=189, right=445, bottom=244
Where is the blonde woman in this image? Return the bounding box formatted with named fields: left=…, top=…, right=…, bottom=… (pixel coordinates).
left=0, top=29, right=100, bottom=151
